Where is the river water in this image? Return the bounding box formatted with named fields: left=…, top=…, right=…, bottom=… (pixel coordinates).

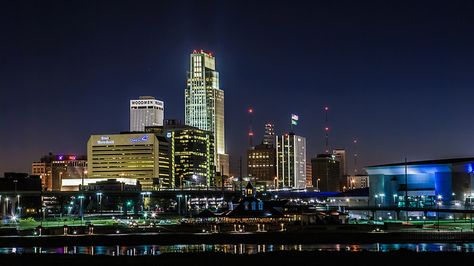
left=1, top=243, right=474, bottom=255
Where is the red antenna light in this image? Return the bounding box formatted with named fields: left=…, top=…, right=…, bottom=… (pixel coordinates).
left=248, top=107, right=254, bottom=147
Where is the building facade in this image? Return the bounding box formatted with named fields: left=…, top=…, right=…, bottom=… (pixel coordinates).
left=333, top=149, right=347, bottom=177
left=185, top=50, right=228, bottom=176
left=276, top=133, right=307, bottom=189
left=130, top=96, right=164, bottom=132
left=87, top=133, right=170, bottom=190
left=346, top=174, right=369, bottom=190
left=263, top=123, right=275, bottom=146
left=311, top=154, right=341, bottom=192
left=306, top=161, right=313, bottom=187
left=365, top=158, right=474, bottom=207
left=32, top=154, right=87, bottom=191
left=146, top=120, right=215, bottom=188
left=247, top=143, right=276, bottom=184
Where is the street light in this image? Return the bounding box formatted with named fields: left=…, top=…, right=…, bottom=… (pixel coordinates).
left=437, top=195, right=443, bottom=232
left=78, top=195, right=85, bottom=224
left=317, top=178, right=320, bottom=191
left=96, top=192, right=103, bottom=215
left=16, top=194, right=21, bottom=218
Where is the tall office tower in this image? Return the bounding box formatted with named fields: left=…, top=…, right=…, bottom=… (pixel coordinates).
left=275, top=133, right=307, bottom=189
left=32, top=154, right=87, bottom=191
left=146, top=120, right=215, bottom=189
left=333, top=149, right=347, bottom=176
left=87, top=133, right=170, bottom=190
left=263, top=123, right=275, bottom=146
left=311, top=154, right=341, bottom=192
left=130, top=96, right=164, bottom=132
left=247, top=143, right=276, bottom=184
left=185, top=50, right=228, bottom=176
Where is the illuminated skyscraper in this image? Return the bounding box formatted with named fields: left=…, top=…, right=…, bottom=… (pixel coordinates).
left=130, top=96, right=164, bottom=132
left=276, top=133, right=307, bottom=189
left=146, top=120, right=215, bottom=189
left=185, top=50, right=228, bottom=176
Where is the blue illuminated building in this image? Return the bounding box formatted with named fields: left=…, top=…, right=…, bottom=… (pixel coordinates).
left=366, top=158, right=474, bottom=207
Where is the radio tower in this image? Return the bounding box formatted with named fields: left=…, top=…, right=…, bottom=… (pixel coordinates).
left=248, top=107, right=254, bottom=147
left=324, top=106, right=330, bottom=153
left=353, top=138, right=358, bottom=175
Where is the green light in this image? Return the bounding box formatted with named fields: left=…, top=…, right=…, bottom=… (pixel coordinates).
left=126, top=201, right=132, bottom=206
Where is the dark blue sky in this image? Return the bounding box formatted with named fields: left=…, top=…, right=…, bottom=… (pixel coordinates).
left=1, top=0, right=474, bottom=175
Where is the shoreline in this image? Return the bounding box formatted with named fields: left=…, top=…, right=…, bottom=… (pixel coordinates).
left=1, top=230, right=474, bottom=247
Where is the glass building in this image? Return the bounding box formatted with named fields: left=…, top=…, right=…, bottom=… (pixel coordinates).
left=146, top=120, right=215, bottom=188
left=185, top=50, right=228, bottom=176
left=366, top=158, right=474, bottom=207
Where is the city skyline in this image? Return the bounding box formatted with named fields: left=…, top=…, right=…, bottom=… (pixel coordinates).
left=2, top=1, right=474, bottom=176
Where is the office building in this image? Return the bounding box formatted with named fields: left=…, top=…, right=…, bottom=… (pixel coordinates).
left=247, top=143, right=276, bottom=184
left=263, top=123, right=275, bottom=146
left=87, top=133, right=170, bottom=190
left=276, top=133, right=307, bottom=189
left=130, top=96, right=164, bottom=132
left=185, top=50, right=228, bottom=176
left=365, top=158, right=474, bottom=207
left=306, top=161, right=313, bottom=187
left=311, top=154, right=341, bottom=192
left=32, top=154, right=87, bottom=191
left=333, top=149, right=347, bottom=176
left=146, top=119, right=215, bottom=188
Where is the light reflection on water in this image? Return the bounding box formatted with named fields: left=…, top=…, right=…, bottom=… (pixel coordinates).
left=2, top=243, right=474, bottom=256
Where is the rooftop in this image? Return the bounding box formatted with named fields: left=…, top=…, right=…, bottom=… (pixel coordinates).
left=367, top=157, right=474, bottom=168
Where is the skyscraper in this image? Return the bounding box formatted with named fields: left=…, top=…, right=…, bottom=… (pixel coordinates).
left=311, top=154, right=341, bottom=192
left=145, top=119, right=215, bottom=189
left=247, top=143, right=276, bottom=184
left=263, top=123, right=275, bottom=146
left=185, top=50, right=228, bottom=176
left=276, top=133, right=307, bottom=189
left=130, top=96, right=164, bottom=132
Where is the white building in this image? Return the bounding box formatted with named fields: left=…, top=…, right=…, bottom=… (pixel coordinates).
left=276, top=133, right=307, bottom=189
left=130, top=96, right=164, bottom=132
left=185, top=50, right=228, bottom=176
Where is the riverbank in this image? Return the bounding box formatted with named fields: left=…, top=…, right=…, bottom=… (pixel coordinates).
left=0, top=250, right=470, bottom=266
left=1, top=230, right=474, bottom=247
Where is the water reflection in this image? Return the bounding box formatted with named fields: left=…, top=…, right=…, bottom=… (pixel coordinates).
left=1, top=243, right=474, bottom=256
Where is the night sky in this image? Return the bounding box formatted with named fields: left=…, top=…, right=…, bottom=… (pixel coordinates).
left=1, top=0, right=474, bottom=176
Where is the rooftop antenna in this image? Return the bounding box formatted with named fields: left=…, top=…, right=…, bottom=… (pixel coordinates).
left=353, top=138, right=358, bottom=175
left=324, top=106, right=330, bottom=153
left=248, top=107, right=254, bottom=147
